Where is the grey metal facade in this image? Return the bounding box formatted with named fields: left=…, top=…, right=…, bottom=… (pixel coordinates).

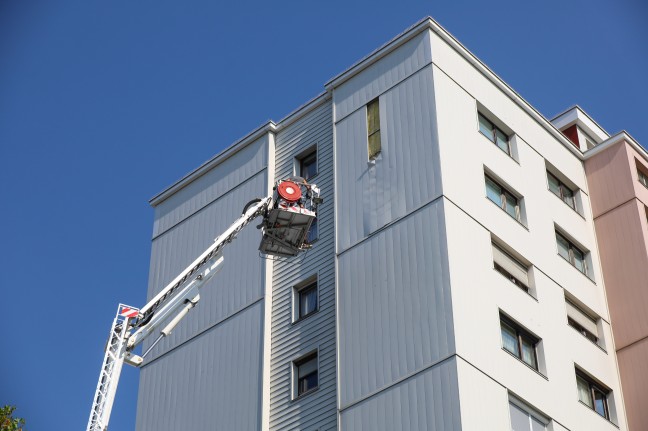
left=270, top=100, right=336, bottom=430
left=136, top=136, right=271, bottom=431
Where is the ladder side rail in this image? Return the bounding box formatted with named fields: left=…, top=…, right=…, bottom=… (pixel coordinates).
left=137, top=196, right=271, bottom=321
left=86, top=306, right=134, bottom=431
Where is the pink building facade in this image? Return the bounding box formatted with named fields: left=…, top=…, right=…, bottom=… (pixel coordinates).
left=555, top=107, right=648, bottom=431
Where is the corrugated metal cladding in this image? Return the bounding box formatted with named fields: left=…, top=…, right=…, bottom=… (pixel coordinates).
left=269, top=100, right=336, bottom=430
left=143, top=173, right=267, bottom=361
left=337, top=199, right=455, bottom=408
left=333, top=31, right=432, bottom=122
left=152, top=137, right=268, bottom=238
left=335, top=65, right=441, bottom=253
left=339, top=358, right=461, bottom=431
left=136, top=301, right=265, bottom=431
left=137, top=137, right=269, bottom=431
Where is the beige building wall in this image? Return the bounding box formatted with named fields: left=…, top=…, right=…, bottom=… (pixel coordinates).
left=585, top=139, right=648, bottom=431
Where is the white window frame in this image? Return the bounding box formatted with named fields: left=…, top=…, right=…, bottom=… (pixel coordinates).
left=292, top=349, right=319, bottom=399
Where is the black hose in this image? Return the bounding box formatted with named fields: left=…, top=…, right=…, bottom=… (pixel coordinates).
left=242, top=198, right=262, bottom=215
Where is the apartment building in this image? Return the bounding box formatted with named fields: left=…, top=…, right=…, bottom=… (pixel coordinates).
left=135, top=17, right=642, bottom=431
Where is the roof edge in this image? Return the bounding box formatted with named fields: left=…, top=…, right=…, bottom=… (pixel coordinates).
left=325, top=16, right=585, bottom=160
left=584, top=131, right=647, bottom=162
left=325, top=17, right=433, bottom=90
left=149, top=121, right=277, bottom=206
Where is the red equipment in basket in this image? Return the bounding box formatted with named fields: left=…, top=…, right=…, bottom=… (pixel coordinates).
left=277, top=181, right=302, bottom=202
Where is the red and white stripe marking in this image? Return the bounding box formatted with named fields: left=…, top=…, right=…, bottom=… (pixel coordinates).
left=120, top=307, right=139, bottom=318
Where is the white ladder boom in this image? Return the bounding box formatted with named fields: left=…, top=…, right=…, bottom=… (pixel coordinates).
left=86, top=304, right=137, bottom=431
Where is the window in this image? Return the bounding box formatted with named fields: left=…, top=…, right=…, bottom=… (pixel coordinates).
left=367, top=98, right=381, bottom=159
left=299, top=149, right=318, bottom=180
left=576, top=370, right=610, bottom=419
left=306, top=218, right=318, bottom=244
left=486, top=175, right=520, bottom=221
left=294, top=352, right=318, bottom=397
left=297, top=281, right=318, bottom=320
left=478, top=113, right=510, bottom=155
left=556, top=231, right=588, bottom=275
left=500, top=314, right=539, bottom=370
left=547, top=171, right=576, bottom=210
left=509, top=400, right=548, bottom=431
left=492, top=243, right=530, bottom=292
left=638, top=166, right=648, bottom=189
left=566, top=300, right=599, bottom=344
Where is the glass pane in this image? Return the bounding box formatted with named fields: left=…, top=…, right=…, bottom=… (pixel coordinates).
left=501, top=322, right=520, bottom=357
left=479, top=114, right=494, bottom=141
left=298, top=372, right=318, bottom=394
left=572, top=247, right=586, bottom=274
left=485, top=177, right=502, bottom=206
left=593, top=389, right=608, bottom=418
left=306, top=218, right=318, bottom=243
left=577, top=375, right=593, bottom=407
left=547, top=173, right=561, bottom=197
left=505, top=193, right=518, bottom=219
left=521, top=336, right=537, bottom=369
left=561, top=186, right=575, bottom=209
left=509, top=402, right=530, bottom=431
left=299, top=285, right=317, bottom=318
left=495, top=129, right=510, bottom=154
left=297, top=356, right=317, bottom=377
left=300, top=152, right=317, bottom=180
left=368, top=132, right=381, bottom=159
left=556, top=234, right=570, bottom=261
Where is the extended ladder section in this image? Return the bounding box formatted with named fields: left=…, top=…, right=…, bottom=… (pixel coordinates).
left=86, top=305, right=138, bottom=431
left=86, top=179, right=321, bottom=431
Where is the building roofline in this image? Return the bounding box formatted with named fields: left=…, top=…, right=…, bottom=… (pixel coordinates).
left=149, top=91, right=332, bottom=207
left=325, top=16, right=585, bottom=160
left=152, top=15, right=639, bottom=207
left=550, top=105, right=610, bottom=142
left=584, top=130, right=647, bottom=162
left=149, top=121, right=277, bottom=206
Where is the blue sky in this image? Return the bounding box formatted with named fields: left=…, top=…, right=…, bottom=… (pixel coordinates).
left=0, top=1, right=646, bottom=429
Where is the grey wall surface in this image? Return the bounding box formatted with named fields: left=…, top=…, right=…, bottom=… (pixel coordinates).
left=337, top=199, right=454, bottom=408
left=144, top=173, right=267, bottom=359
left=135, top=301, right=265, bottom=431
left=333, top=31, right=432, bottom=121
left=152, top=138, right=268, bottom=238
left=137, top=137, right=270, bottom=431
left=339, top=358, right=461, bottom=431
left=269, top=100, right=337, bottom=431
left=334, top=65, right=441, bottom=253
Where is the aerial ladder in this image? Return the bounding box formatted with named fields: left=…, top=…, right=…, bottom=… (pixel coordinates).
left=86, top=178, right=321, bottom=431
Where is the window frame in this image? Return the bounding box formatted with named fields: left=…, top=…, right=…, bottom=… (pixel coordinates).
left=366, top=98, right=381, bottom=160
left=566, top=299, right=599, bottom=345
left=500, top=314, right=540, bottom=371
left=576, top=370, right=611, bottom=420
left=547, top=171, right=577, bottom=211
left=492, top=243, right=530, bottom=293
left=297, top=281, right=318, bottom=321
left=485, top=175, right=521, bottom=222
left=555, top=231, right=589, bottom=276
left=637, top=166, right=648, bottom=189
left=306, top=217, right=318, bottom=244
left=478, top=112, right=511, bottom=155
left=292, top=275, right=319, bottom=323
left=508, top=397, right=550, bottom=431
left=293, top=351, right=319, bottom=399
left=299, top=149, right=318, bottom=181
